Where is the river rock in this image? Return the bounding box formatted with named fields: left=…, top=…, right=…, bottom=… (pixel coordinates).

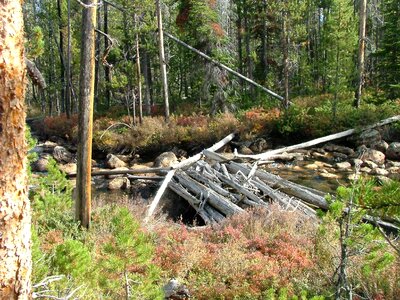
left=348, top=173, right=361, bottom=181
left=319, top=172, right=339, bottom=179
left=386, top=160, right=400, bottom=168
left=106, top=154, right=127, bottom=169
left=360, top=167, right=372, bottom=173
left=31, top=154, right=51, bottom=172
left=59, top=163, right=77, bottom=175
left=108, top=177, right=130, bottom=190
left=363, top=160, right=378, bottom=170
left=387, top=167, right=399, bottom=174
left=238, top=145, right=253, bottom=155
left=371, top=168, right=389, bottom=176
left=385, top=142, right=400, bottom=160
left=335, top=161, right=352, bottom=170
left=361, top=149, right=385, bottom=165
left=371, top=140, right=389, bottom=153
left=305, top=163, right=319, bottom=170
left=324, top=144, right=354, bottom=156
left=250, top=138, right=269, bottom=153
left=332, top=152, right=348, bottom=160
left=357, top=129, right=381, bottom=146
left=375, top=176, right=392, bottom=185
left=351, top=158, right=363, bottom=167
left=40, top=140, right=58, bottom=153
left=154, top=152, right=178, bottom=168
left=53, top=146, right=74, bottom=164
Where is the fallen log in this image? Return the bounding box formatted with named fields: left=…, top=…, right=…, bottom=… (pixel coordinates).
left=145, top=133, right=236, bottom=220
left=227, top=161, right=329, bottom=209
left=67, top=167, right=169, bottom=178
left=235, top=115, right=400, bottom=161
left=175, top=172, right=244, bottom=216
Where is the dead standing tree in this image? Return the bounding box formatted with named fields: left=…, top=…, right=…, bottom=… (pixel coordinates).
left=0, top=0, right=32, bottom=297
left=76, top=0, right=98, bottom=228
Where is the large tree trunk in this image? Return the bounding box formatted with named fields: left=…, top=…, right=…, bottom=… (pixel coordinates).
left=0, top=0, right=31, bottom=298
left=57, top=0, right=67, bottom=114
left=354, top=0, right=367, bottom=108
left=76, top=0, right=97, bottom=228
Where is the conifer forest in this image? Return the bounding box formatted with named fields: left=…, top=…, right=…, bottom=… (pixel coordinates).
left=1, top=0, right=400, bottom=299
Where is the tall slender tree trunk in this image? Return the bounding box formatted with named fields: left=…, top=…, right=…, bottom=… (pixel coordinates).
left=94, top=5, right=102, bottom=111
left=282, top=3, right=290, bottom=109
left=260, top=0, right=268, bottom=79
left=65, top=0, right=72, bottom=118
left=103, top=1, right=112, bottom=108
left=243, top=0, right=254, bottom=94
left=57, top=0, right=66, bottom=113
left=354, top=0, right=367, bottom=108
left=76, top=0, right=97, bottom=228
left=142, top=49, right=152, bottom=115
left=236, top=0, right=244, bottom=88
left=135, top=15, right=143, bottom=124
left=156, top=0, right=170, bottom=122
left=0, top=0, right=31, bottom=298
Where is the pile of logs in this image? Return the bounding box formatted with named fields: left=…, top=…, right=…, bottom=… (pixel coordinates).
left=146, top=133, right=325, bottom=224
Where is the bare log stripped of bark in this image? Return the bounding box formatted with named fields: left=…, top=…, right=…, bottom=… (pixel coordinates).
left=67, top=167, right=169, bottom=178
left=227, top=162, right=329, bottom=209
left=145, top=133, right=236, bottom=220
left=235, top=115, right=400, bottom=160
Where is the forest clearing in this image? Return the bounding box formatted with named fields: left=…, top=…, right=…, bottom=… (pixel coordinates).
left=1, top=0, right=400, bottom=299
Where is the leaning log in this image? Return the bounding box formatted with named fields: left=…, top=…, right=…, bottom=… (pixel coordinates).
left=235, top=115, right=400, bottom=161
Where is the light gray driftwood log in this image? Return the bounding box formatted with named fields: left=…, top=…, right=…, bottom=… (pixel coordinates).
left=227, top=162, right=329, bottom=209
left=235, top=115, right=400, bottom=160
left=145, top=133, right=236, bottom=220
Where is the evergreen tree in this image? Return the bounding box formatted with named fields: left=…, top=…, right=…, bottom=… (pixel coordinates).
left=376, top=0, right=400, bottom=99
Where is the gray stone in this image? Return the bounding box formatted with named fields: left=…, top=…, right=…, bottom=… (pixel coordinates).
left=386, top=160, right=400, bottom=168
left=333, top=152, right=348, bottom=160
left=351, top=159, right=363, bottom=167
left=385, top=142, right=400, bottom=160
left=319, top=172, right=339, bottom=179
left=375, top=176, right=392, bottom=185
left=53, top=146, right=74, bottom=164
left=335, top=161, right=352, bottom=170
left=372, top=140, right=389, bottom=153
left=58, top=163, right=77, bottom=175
left=361, top=149, right=385, bottom=165
left=324, top=144, right=354, bottom=156
left=360, top=167, right=372, bottom=173
left=250, top=138, right=269, bottom=153
left=154, top=151, right=178, bottom=168
left=106, top=154, right=127, bottom=169
left=238, top=145, right=253, bottom=155
left=358, top=129, right=381, bottom=146
left=371, top=168, right=389, bottom=176
left=31, top=154, right=50, bottom=172
left=363, top=160, right=378, bottom=170
left=387, top=167, right=400, bottom=174
left=108, top=177, right=130, bottom=190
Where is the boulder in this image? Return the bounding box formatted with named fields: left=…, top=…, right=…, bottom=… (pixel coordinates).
left=375, top=176, right=392, bottom=185
left=59, top=163, right=77, bottom=175
left=371, top=168, right=389, bottom=176
left=324, top=144, right=354, bottom=156
left=335, top=161, right=352, bottom=170
left=361, top=149, right=385, bottom=165
left=385, top=142, right=400, bottom=161
left=108, top=177, right=130, bottom=190
left=332, top=152, right=348, bottom=160
left=362, top=160, right=378, bottom=170
left=304, top=163, right=319, bottom=170
left=319, top=172, right=339, bottom=179
left=31, top=154, right=50, bottom=172
left=53, top=146, right=74, bottom=164
left=106, top=154, right=127, bottom=169
left=371, top=140, right=389, bottom=153
left=357, top=129, right=381, bottom=146
left=250, top=138, right=269, bottom=153
left=154, top=152, right=178, bottom=168
left=387, top=167, right=399, bottom=174
left=351, top=158, right=363, bottom=167
left=360, top=167, right=372, bottom=173
left=238, top=145, right=253, bottom=155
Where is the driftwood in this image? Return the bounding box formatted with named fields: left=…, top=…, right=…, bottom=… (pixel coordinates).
left=145, top=133, right=236, bottom=220
left=67, top=167, right=169, bottom=178
left=235, top=115, right=400, bottom=161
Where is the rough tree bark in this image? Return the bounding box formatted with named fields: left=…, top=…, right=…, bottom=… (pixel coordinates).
left=0, top=0, right=31, bottom=298
left=76, top=0, right=97, bottom=228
